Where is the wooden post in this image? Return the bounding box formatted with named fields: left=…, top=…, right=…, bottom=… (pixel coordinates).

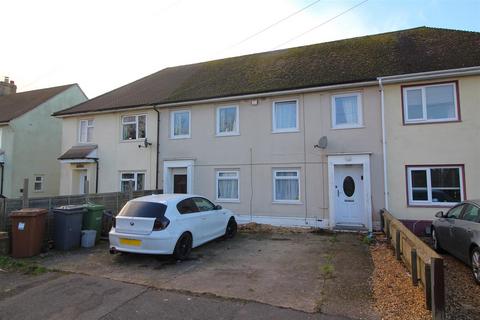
left=431, top=257, right=445, bottom=320
left=425, top=263, right=432, bottom=310
left=395, top=230, right=401, bottom=260
left=411, top=248, right=418, bottom=286
left=22, top=178, right=29, bottom=208
left=385, top=219, right=391, bottom=240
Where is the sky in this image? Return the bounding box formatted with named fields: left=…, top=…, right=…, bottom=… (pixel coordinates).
left=1, top=0, right=479, bottom=98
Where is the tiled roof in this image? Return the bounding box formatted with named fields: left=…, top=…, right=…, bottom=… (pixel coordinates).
left=54, top=27, right=480, bottom=116
left=0, top=84, right=75, bottom=123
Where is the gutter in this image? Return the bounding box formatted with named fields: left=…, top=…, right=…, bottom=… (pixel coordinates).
left=379, top=66, right=480, bottom=84
left=53, top=80, right=379, bottom=118
left=378, top=78, right=389, bottom=210
left=153, top=106, right=160, bottom=190
left=94, top=159, right=99, bottom=193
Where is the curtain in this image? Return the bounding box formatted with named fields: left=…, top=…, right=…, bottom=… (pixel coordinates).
left=275, top=178, right=299, bottom=201
left=275, top=101, right=296, bottom=129
left=219, top=107, right=236, bottom=133
left=335, top=96, right=358, bottom=125
left=174, top=112, right=189, bottom=136
left=218, top=178, right=238, bottom=199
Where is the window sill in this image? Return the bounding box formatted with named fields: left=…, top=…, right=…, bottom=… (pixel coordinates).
left=272, top=129, right=300, bottom=134
left=170, top=135, right=191, bottom=140
left=272, top=200, right=303, bottom=205
left=403, top=119, right=460, bottom=126
left=120, top=138, right=146, bottom=143
left=216, top=132, right=240, bottom=137
left=216, top=199, right=240, bottom=203
left=331, top=125, right=365, bottom=130
left=407, top=203, right=457, bottom=208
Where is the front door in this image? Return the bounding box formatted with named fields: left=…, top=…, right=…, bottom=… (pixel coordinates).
left=334, top=165, right=365, bottom=226
left=173, top=174, right=187, bottom=194
left=79, top=171, right=88, bottom=195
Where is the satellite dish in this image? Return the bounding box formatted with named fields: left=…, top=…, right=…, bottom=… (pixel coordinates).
left=315, top=136, right=328, bottom=149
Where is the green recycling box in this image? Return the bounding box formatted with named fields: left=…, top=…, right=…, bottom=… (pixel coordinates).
left=82, top=203, right=105, bottom=242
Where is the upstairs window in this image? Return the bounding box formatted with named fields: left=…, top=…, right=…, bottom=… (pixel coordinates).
left=216, top=106, right=239, bottom=136
left=273, top=100, right=298, bottom=133
left=122, top=115, right=146, bottom=140
left=332, top=93, right=363, bottom=128
left=407, top=165, right=464, bottom=206
left=171, top=110, right=191, bottom=139
left=403, top=82, right=459, bottom=124
left=79, top=119, right=94, bottom=143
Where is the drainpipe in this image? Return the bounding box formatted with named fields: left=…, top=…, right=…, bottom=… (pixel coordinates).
left=153, top=106, right=160, bottom=191
left=0, top=163, right=4, bottom=196
left=94, top=159, right=99, bottom=194
left=378, top=78, right=389, bottom=210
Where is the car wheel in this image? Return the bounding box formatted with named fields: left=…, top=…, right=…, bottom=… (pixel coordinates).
left=471, top=247, right=480, bottom=285
left=224, top=218, right=237, bottom=239
left=432, top=228, right=444, bottom=253
left=173, top=233, right=192, bottom=260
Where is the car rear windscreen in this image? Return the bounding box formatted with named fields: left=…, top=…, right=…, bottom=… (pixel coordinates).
left=118, top=201, right=167, bottom=218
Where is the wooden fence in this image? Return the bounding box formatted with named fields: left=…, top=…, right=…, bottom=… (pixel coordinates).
left=381, top=209, right=445, bottom=320
left=0, top=189, right=162, bottom=239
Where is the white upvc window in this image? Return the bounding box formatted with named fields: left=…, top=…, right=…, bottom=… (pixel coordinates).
left=122, top=115, right=146, bottom=140
left=272, top=100, right=299, bottom=133
left=171, top=110, right=191, bottom=139
left=79, top=119, right=94, bottom=143
left=216, top=170, right=240, bottom=202
left=273, top=169, right=300, bottom=203
left=216, top=105, right=239, bottom=136
left=33, top=175, right=44, bottom=192
left=407, top=166, right=464, bottom=206
left=120, top=172, right=145, bottom=191
left=403, top=82, right=458, bottom=124
left=331, top=93, right=363, bottom=129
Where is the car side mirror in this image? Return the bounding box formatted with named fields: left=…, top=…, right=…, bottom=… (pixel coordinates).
left=435, top=211, right=444, bottom=218
left=214, top=205, right=222, bottom=210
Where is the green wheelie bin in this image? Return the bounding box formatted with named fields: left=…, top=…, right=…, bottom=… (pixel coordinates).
left=82, top=203, right=105, bottom=242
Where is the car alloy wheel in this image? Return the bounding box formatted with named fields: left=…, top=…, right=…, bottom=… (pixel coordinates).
left=224, top=218, right=237, bottom=239
left=471, top=248, right=480, bottom=284
left=174, top=233, right=192, bottom=260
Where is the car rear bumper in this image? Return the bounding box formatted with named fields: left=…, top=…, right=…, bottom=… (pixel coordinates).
left=109, top=228, right=177, bottom=255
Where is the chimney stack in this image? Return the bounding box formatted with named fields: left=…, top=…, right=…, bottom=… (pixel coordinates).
left=0, top=76, right=17, bottom=96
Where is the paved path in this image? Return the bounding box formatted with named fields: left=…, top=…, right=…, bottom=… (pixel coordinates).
left=0, top=272, right=350, bottom=320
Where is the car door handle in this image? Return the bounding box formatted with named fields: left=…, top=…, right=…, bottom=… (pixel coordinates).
left=201, top=217, right=207, bottom=220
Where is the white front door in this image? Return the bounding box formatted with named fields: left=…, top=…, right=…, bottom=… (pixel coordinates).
left=79, top=171, right=88, bottom=195
left=334, top=164, right=365, bottom=226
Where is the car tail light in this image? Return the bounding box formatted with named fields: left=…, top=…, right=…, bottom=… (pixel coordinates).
left=153, top=217, right=170, bottom=231
left=112, top=217, right=116, bottom=228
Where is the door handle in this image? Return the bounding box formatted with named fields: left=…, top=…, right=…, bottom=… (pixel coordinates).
left=337, top=190, right=340, bottom=197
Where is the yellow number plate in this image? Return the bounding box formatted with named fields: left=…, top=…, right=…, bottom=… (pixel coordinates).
left=120, top=238, right=142, bottom=246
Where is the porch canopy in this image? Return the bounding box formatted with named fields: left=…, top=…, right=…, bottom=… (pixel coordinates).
left=58, top=145, right=98, bottom=163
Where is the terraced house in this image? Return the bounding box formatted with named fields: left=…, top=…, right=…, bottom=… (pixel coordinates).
left=54, top=27, right=480, bottom=231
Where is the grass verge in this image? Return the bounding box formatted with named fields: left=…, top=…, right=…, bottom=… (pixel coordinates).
left=0, top=255, right=47, bottom=275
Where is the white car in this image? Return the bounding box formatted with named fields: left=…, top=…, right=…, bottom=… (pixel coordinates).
left=109, top=194, right=237, bottom=260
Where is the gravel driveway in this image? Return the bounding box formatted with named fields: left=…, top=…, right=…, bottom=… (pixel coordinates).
left=36, top=229, right=377, bottom=319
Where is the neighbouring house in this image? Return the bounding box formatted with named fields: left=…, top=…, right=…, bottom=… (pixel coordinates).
left=53, top=27, right=480, bottom=231
left=0, top=79, right=87, bottom=198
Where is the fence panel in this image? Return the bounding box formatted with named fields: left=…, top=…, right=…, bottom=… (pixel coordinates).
left=381, top=209, right=445, bottom=320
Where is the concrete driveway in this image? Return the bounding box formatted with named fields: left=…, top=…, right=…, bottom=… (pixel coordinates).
left=36, top=230, right=377, bottom=319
